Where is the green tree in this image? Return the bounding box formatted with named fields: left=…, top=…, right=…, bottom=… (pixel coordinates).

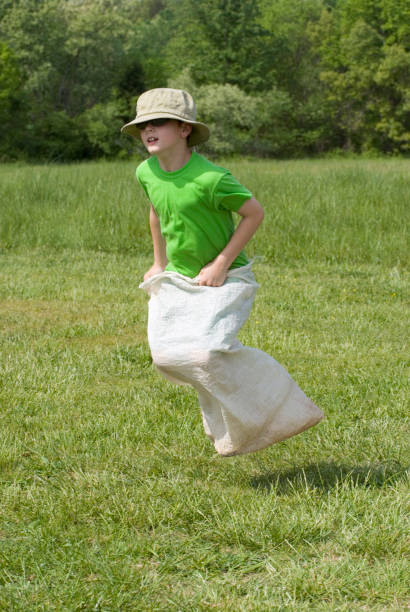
left=0, top=0, right=153, bottom=158
left=311, top=0, right=410, bottom=152
left=374, top=44, right=410, bottom=151
left=0, top=42, right=21, bottom=119
left=258, top=0, right=335, bottom=154
left=258, top=0, right=324, bottom=95
left=0, top=42, right=24, bottom=157
left=164, top=0, right=274, bottom=92
left=1, top=0, right=408, bottom=158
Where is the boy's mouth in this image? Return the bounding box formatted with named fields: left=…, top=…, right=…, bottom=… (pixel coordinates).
left=147, top=137, right=158, bottom=143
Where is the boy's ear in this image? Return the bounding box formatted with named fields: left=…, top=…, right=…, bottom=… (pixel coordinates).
left=180, top=122, right=193, bottom=139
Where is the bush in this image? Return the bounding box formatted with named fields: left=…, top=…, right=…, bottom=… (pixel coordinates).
left=81, top=100, right=133, bottom=158
left=169, top=72, right=303, bottom=157
left=197, top=83, right=260, bottom=155
left=22, top=110, right=88, bottom=162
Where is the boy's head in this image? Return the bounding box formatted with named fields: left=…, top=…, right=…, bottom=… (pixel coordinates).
left=121, top=88, right=210, bottom=147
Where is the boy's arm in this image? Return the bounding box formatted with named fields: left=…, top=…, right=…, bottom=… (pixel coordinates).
left=198, top=197, right=264, bottom=287
left=144, top=204, right=168, bottom=280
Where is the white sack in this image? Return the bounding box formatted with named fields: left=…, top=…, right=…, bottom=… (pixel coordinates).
left=140, top=265, right=324, bottom=456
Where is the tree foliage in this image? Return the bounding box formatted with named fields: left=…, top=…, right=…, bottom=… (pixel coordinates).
left=0, top=0, right=408, bottom=160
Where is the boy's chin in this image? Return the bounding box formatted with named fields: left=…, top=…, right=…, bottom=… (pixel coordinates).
left=146, top=144, right=160, bottom=153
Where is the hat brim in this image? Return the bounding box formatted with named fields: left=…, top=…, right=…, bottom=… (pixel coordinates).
left=121, top=112, right=210, bottom=147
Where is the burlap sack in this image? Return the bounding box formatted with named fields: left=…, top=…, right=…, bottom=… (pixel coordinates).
left=140, top=265, right=324, bottom=456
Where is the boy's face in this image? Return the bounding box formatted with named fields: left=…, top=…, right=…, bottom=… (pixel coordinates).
left=139, top=119, right=192, bottom=156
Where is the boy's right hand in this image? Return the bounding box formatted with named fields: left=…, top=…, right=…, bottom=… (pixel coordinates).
left=144, top=263, right=165, bottom=281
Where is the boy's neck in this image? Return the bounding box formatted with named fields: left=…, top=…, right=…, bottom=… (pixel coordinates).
left=156, top=146, right=192, bottom=173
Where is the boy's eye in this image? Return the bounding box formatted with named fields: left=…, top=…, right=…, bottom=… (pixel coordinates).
left=138, top=118, right=170, bottom=130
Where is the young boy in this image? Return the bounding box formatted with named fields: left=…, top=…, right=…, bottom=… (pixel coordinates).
left=122, top=88, right=323, bottom=456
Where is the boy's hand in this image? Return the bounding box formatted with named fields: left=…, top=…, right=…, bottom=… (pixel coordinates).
left=144, top=263, right=165, bottom=281
left=198, top=197, right=263, bottom=287
left=198, top=259, right=228, bottom=287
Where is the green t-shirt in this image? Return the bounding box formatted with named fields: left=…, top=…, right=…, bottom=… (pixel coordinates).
left=136, top=152, right=252, bottom=278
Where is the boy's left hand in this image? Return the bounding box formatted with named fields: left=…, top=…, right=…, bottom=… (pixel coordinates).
left=198, top=197, right=263, bottom=287
left=198, top=259, right=228, bottom=287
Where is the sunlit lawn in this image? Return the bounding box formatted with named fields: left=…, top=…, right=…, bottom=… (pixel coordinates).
left=0, top=159, right=408, bottom=610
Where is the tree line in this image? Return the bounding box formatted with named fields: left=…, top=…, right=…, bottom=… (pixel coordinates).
left=0, top=0, right=409, bottom=161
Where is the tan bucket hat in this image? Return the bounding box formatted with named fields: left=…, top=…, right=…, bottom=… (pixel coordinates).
left=121, top=88, right=210, bottom=147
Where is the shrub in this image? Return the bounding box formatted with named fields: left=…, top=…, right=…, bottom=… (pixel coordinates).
left=81, top=100, right=133, bottom=158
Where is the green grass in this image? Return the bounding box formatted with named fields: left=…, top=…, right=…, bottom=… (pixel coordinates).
left=0, top=159, right=409, bottom=610
left=1, top=158, right=409, bottom=266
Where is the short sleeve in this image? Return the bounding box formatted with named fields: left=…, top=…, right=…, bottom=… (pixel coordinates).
left=212, top=172, right=252, bottom=212
left=136, top=163, right=150, bottom=200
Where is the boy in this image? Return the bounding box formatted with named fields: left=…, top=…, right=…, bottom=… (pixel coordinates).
left=122, top=88, right=323, bottom=456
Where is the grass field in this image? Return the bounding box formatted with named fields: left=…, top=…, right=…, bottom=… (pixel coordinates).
left=0, top=159, right=409, bottom=610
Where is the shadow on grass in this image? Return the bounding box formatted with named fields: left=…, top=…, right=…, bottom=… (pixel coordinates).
left=250, top=461, right=408, bottom=494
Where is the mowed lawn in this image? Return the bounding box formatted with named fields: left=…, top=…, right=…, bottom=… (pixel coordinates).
left=0, top=159, right=409, bottom=611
